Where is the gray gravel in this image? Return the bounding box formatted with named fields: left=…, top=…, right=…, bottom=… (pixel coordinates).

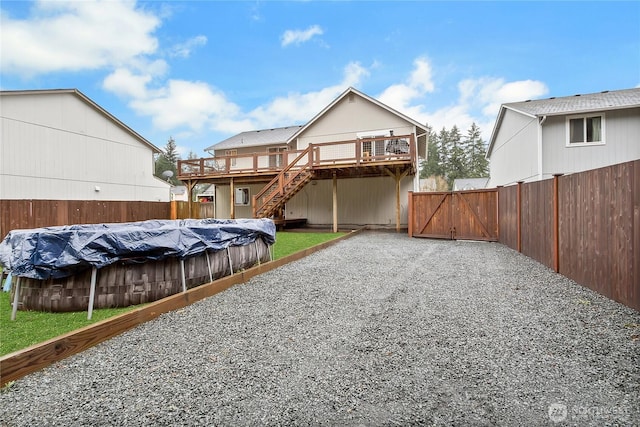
left=1, top=232, right=639, bottom=426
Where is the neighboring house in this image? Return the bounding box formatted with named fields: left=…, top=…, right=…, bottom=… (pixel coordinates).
left=179, top=87, right=428, bottom=230
left=452, top=178, right=489, bottom=191
left=171, top=185, right=189, bottom=201
left=0, top=89, right=170, bottom=201
left=487, top=88, right=640, bottom=187
left=195, top=184, right=215, bottom=203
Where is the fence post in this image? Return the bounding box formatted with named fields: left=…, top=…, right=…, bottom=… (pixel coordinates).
left=408, top=191, right=414, bottom=237
left=170, top=200, right=177, bottom=220
left=553, top=174, right=563, bottom=273
left=496, top=186, right=502, bottom=242
left=517, top=181, right=523, bottom=252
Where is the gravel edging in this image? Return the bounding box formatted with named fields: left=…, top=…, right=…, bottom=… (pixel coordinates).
left=1, top=232, right=638, bottom=426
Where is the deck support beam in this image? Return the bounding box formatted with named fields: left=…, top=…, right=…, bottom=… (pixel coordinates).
left=385, top=167, right=410, bottom=232
left=186, top=180, right=194, bottom=218
left=230, top=178, right=235, bottom=219
left=332, top=172, right=338, bottom=233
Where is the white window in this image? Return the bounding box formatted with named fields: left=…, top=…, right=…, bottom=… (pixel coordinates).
left=225, top=149, right=237, bottom=166
left=235, top=188, right=250, bottom=206
left=566, top=114, right=605, bottom=146
left=358, top=129, right=390, bottom=157
left=268, top=147, right=287, bottom=168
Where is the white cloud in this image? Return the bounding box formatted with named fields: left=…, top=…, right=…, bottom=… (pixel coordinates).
left=281, top=25, right=323, bottom=47
left=169, top=35, right=207, bottom=58
left=377, top=57, right=548, bottom=141
left=130, top=79, right=251, bottom=134
left=378, top=57, right=435, bottom=113
left=248, top=61, right=369, bottom=127
left=0, top=0, right=160, bottom=76
left=103, top=68, right=152, bottom=99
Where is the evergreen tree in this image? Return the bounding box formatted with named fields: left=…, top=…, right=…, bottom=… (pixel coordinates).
left=445, top=126, right=467, bottom=189
left=420, top=125, right=443, bottom=178
left=465, top=122, right=489, bottom=178
left=164, top=136, right=180, bottom=165
left=154, top=136, right=181, bottom=185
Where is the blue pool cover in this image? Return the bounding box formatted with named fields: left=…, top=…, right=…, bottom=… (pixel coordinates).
left=0, top=218, right=276, bottom=280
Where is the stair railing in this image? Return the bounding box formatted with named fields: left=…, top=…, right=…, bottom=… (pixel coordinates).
left=252, top=144, right=314, bottom=218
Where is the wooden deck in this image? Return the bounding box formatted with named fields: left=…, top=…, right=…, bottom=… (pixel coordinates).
left=177, top=134, right=417, bottom=183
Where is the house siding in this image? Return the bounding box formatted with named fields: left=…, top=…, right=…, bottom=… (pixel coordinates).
left=295, top=95, right=415, bottom=148
left=286, top=176, right=412, bottom=227
left=542, top=108, right=640, bottom=178
left=488, top=109, right=539, bottom=187
left=0, top=92, right=169, bottom=201
left=214, top=183, right=265, bottom=219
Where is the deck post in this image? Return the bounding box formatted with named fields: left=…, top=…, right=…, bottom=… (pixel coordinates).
left=230, top=178, right=235, bottom=219
left=332, top=172, right=338, bottom=233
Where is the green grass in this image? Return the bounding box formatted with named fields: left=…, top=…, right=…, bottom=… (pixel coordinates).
left=272, top=231, right=346, bottom=259
left=0, top=231, right=346, bottom=356
left=0, top=293, right=137, bottom=356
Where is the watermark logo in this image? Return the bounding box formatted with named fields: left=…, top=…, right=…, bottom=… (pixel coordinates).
left=548, top=403, right=568, bottom=423
left=548, top=402, right=630, bottom=423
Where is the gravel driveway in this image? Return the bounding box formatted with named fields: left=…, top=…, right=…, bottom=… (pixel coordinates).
left=1, top=232, right=639, bottom=426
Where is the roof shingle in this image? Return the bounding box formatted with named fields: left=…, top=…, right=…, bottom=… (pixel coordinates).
left=505, top=88, right=640, bottom=117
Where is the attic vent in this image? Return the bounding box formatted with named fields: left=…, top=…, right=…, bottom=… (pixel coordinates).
left=601, top=90, right=609, bottom=93
left=348, top=93, right=356, bottom=103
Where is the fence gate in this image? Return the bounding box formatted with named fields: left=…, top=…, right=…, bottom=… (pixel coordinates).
left=409, top=189, right=498, bottom=241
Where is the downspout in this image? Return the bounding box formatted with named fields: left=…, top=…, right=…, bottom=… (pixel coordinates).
left=537, top=115, right=547, bottom=180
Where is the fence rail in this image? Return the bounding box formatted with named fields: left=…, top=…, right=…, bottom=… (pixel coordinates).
left=496, top=160, right=639, bottom=311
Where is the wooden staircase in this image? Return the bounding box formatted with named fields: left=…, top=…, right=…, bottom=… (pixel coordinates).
left=252, top=146, right=314, bottom=218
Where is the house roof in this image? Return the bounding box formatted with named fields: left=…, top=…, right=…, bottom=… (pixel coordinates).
left=286, top=87, right=427, bottom=143
left=205, top=87, right=427, bottom=153
left=487, top=87, right=640, bottom=157
left=0, top=88, right=162, bottom=153
left=504, top=87, right=640, bottom=117
left=205, top=125, right=302, bottom=153
left=452, top=177, right=489, bottom=191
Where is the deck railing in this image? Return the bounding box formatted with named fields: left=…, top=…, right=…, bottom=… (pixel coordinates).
left=177, top=134, right=415, bottom=178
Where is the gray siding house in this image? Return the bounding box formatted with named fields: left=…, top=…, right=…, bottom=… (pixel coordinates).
left=179, top=87, right=428, bottom=231
left=0, top=89, right=170, bottom=201
left=487, top=88, right=640, bottom=187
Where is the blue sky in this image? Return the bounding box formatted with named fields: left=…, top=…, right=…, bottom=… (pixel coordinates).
left=1, top=1, right=639, bottom=157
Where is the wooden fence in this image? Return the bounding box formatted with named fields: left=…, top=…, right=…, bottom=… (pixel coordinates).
left=408, top=189, right=498, bottom=241
left=497, top=160, right=639, bottom=311
left=0, top=200, right=212, bottom=238
left=0, top=200, right=169, bottom=237
left=410, top=160, right=639, bottom=311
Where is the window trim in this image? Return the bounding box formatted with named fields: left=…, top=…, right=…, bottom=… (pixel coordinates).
left=235, top=187, right=250, bottom=206
left=565, top=113, right=606, bottom=147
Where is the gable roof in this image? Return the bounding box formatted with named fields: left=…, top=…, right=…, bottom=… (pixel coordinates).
left=0, top=88, right=162, bottom=153
left=205, top=87, right=427, bottom=153
left=286, top=87, right=426, bottom=143
left=504, top=88, right=640, bottom=117
left=487, top=87, right=640, bottom=157
left=205, top=125, right=302, bottom=153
